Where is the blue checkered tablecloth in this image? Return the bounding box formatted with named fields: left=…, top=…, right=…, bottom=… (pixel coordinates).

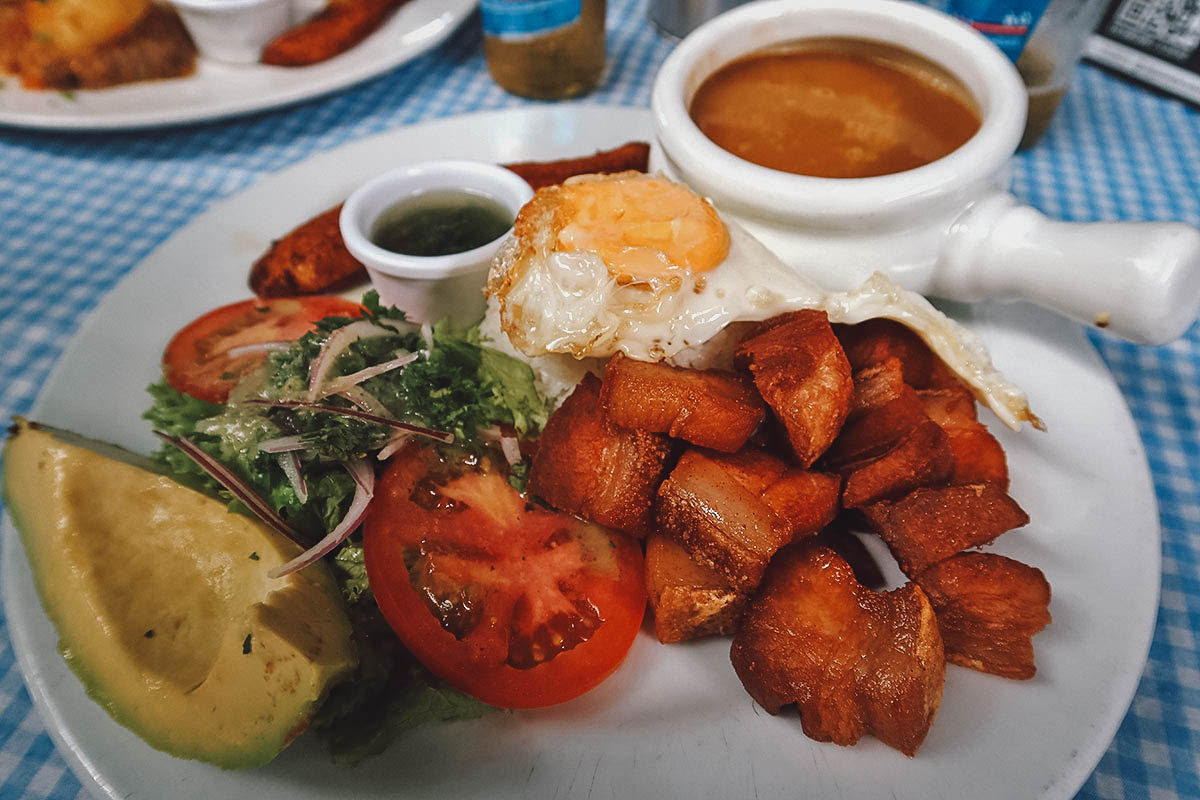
left=0, top=0, right=1198, bottom=797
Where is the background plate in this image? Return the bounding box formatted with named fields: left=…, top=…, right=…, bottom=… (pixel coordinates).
left=0, top=0, right=474, bottom=131
left=2, top=106, right=1161, bottom=799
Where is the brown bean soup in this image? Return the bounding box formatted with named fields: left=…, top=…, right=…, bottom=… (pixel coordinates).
left=689, top=39, right=981, bottom=179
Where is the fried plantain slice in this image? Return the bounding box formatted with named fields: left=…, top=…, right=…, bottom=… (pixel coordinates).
left=248, top=143, right=653, bottom=297
left=914, top=552, right=1051, bottom=679
left=248, top=204, right=367, bottom=298
left=528, top=373, right=673, bottom=537
left=260, top=0, right=401, bottom=67
left=504, top=142, right=651, bottom=190
left=730, top=541, right=944, bottom=756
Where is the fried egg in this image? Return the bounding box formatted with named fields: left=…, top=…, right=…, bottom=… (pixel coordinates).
left=485, top=172, right=1039, bottom=430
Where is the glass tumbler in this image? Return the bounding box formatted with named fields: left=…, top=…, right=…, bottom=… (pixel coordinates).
left=1017, top=0, right=1111, bottom=147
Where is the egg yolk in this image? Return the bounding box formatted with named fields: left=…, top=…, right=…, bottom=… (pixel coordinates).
left=554, top=175, right=730, bottom=282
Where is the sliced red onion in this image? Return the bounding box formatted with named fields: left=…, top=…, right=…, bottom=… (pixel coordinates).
left=316, top=351, right=417, bottom=399
left=476, top=425, right=522, bottom=466
left=499, top=435, right=522, bottom=467
left=307, top=320, right=401, bottom=401
left=152, top=430, right=307, bottom=548
left=345, top=457, right=373, bottom=492
left=419, top=322, right=434, bottom=353
left=379, top=317, right=419, bottom=335
left=258, top=434, right=306, bottom=454
left=477, top=425, right=522, bottom=466
left=278, top=452, right=308, bottom=504
left=244, top=398, right=454, bottom=444
left=376, top=432, right=411, bottom=461
left=338, top=385, right=390, bottom=417
left=269, top=459, right=374, bottom=579
left=226, top=341, right=293, bottom=359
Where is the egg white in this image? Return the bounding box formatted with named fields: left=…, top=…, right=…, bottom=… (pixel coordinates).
left=485, top=174, right=1039, bottom=430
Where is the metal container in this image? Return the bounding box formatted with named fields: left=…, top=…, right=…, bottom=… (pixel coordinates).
left=648, top=0, right=752, bottom=38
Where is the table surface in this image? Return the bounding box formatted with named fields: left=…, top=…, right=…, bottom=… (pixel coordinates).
left=0, top=1, right=1198, bottom=798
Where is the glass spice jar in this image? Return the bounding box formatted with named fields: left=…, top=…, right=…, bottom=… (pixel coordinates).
left=920, top=0, right=1109, bottom=147
left=481, top=0, right=607, bottom=100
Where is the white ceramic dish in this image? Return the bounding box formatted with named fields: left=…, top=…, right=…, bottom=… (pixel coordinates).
left=340, top=159, right=534, bottom=324
left=2, top=106, right=1160, bottom=800
left=169, top=0, right=294, bottom=64
left=0, top=0, right=474, bottom=130
left=650, top=0, right=1200, bottom=345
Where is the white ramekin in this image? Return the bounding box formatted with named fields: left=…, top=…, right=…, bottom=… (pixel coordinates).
left=169, top=0, right=294, bottom=64
left=652, top=0, right=1025, bottom=284
left=339, top=160, right=534, bottom=325
left=651, top=0, right=1200, bottom=344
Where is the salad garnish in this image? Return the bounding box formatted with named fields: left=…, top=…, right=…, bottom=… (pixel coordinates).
left=151, top=429, right=306, bottom=547
left=143, top=290, right=548, bottom=760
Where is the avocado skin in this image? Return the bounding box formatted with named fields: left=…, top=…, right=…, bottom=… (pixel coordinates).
left=3, top=417, right=357, bottom=769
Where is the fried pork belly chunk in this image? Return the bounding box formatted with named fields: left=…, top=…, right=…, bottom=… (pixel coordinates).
left=655, top=448, right=840, bottom=589
left=731, top=542, right=945, bottom=756
left=816, top=524, right=886, bottom=590
left=702, top=447, right=787, bottom=492
left=825, top=359, right=936, bottom=462
left=913, top=553, right=1051, bottom=679
left=919, top=387, right=1009, bottom=487
left=709, top=450, right=842, bottom=540
left=656, top=449, right=792, bottom=590
left=761, top=469, right=841, bottom=538
left=837, top=421, right=955, bottom=508
left=529, top=374, right=672, bottom=536
left=824, top=358, right=954, bottom=508
left=734, top=311, right=852, bottom=467
left=601, top=352, right=765, bottom=452
left=646, top=463, right=837, bottom=644
left=645, top=531, right=743, bottom=643
left=835, top=318, right=963, bottom=390
left=861, top=482, right=1030, bottom=577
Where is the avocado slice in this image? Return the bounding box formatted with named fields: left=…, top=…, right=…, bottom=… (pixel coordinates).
left=2, top=418, right=357, bottom=769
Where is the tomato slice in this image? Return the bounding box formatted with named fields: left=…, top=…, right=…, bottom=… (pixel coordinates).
left=162, top=296, right=362, bottom=403
left=364, top=443, right=647, bottom=709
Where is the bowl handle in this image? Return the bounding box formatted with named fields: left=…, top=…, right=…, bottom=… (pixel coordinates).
left=936, top=192, right=1200, bottom=344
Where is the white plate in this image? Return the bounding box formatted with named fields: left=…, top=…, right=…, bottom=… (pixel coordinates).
left=0, top=0, right=474, bottom=131
left=2, top=106, right=1160, bottom=800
